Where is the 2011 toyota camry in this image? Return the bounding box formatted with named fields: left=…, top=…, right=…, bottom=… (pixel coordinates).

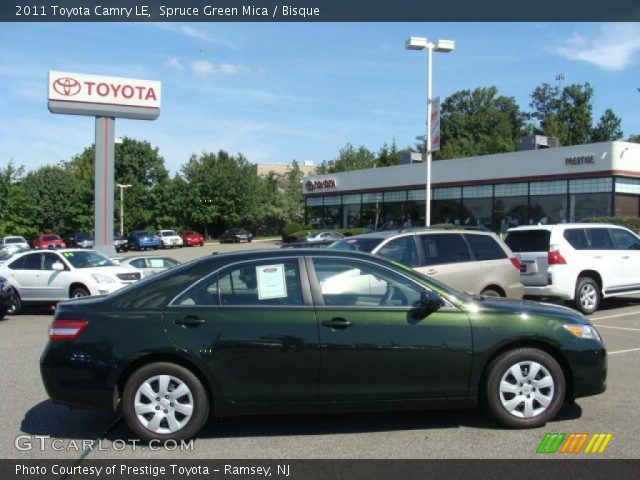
left=40, top=249, right=606, bottom=441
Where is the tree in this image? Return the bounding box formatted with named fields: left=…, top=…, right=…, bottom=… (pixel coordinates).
left=317, top=143, right=377, bottom=173
left=529, top=82, right=595, bottom=145
left=627, top=134, right=640, bottom=144
left=591, top=109, right=623, bottom=142
left=431, top=86, right=526, bottom=159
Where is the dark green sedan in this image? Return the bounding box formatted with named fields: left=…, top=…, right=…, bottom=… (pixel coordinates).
left=40, top=249, right=606, bottom=441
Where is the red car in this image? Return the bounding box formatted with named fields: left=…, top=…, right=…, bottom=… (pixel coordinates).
left=32, top=232, right=66, bottom=249
left=180, top=229, right=204, bottom=247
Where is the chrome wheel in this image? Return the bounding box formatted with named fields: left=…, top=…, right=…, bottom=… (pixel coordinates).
left=579, top=283, right=598, bottom=310
left=134, top=375, right=194, bottom=434
left=499, top=361, right=555, bottom=419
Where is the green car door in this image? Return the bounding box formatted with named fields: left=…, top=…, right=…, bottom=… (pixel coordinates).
left=309, top=256, right=472, bottom=401
left=163, top=257, right=320, bottom=403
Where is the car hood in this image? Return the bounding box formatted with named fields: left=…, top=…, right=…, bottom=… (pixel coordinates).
left=468, top=296, right=590, bottom=325
left=75, top=265, right=140, bottom=277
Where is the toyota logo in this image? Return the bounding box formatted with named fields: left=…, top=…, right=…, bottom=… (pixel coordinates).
left=53, top=77, right=81, bottom=96
left=305, top=181, right=315, bottom=191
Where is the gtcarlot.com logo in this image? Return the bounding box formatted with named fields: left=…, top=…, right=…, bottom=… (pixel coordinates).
left=536, top=432, right=613, bottom=454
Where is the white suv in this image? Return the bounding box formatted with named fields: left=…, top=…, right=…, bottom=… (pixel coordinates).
left=505, top=223, right=640, bottom=314
left=155, top=230, right=184, bottom=248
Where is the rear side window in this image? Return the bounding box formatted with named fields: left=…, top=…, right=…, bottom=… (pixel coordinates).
left=586, top=228, right=614, bottom=250
left=421, top=233, right=471, bottom=266
left=465, top=234, right=507, bottom=261
left=8, top=256, right=26, bottom=270
left=21, top=253, right=43, bottom=270
left=504, top=230, right=551, bottom=252
left=563, top=229, right=589, bottom=250
left=130, top=259, right=146, bottom=268
left=377, top=236, right=419, bottom=267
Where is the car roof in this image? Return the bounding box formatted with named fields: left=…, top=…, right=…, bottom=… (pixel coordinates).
left=346, top=227, right=498, bottom=240
left=507, top=223, right=621, bottom=232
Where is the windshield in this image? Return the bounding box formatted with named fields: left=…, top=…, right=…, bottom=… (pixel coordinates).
left=135, top=231, right=152, bottom=237
left=183, top=230, right=198, bottom=236
left=162, top=230, right=177, bottom=236
left=5, top=237, right=25, bottom=244
left=43, top=235, right=60, bottom=241
left=328, top=237, right=384, bottom=253
left=61, top=250, right=116, bottom=269
left=0, top=250, right=14, bottom=261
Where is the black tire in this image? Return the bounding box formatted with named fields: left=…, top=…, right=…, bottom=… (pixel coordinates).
left=70, top=286, right=90, bottom=299
left=574, top=276, right=601, bottom=315
left=480, top=288, right=503, bottom=298
left=7, top=289, right=22, bottom=315
left=484, top=347, right=565, bottom=428
left=122, top=362, right=209, bottom=442
left=0, top=309, right=6, bottom=320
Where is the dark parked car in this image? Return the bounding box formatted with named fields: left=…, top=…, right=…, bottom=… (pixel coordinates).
left=0, top=276, right=12, bottom=319
left=41, top=249, right=606, bottom=442
left=220, top=228, right=252, bottom=243
left=127, top=230, right=159, bottom=251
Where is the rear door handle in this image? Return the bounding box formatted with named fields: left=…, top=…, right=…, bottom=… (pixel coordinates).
left=321, top=318, right=352, bottom=329
left=593, top=256, right=603, bottom=260
left=622, top=256, right=630, bottom=260
left=174, top=316, right=205, bottom=327
left=426, top=269, right=437, bottom=275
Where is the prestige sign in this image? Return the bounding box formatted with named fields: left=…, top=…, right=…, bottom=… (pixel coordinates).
left=565, top=155, right=595, bottom=166
left=48, top=71, right=161, bottom=109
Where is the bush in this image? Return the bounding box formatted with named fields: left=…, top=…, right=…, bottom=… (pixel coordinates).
left=290, top=230, right=311, bottom=240
left=583, top=216, right=640, bottom=232
left=338, top=227, right=369, bottom=237
left=281, top=222, right=304, bottom=242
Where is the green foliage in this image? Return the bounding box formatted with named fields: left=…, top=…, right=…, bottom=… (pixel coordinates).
left=282, top=222, right=304, bottom=241
left=337, top=227, right=369, bottom=236
left=583, top=216, right=640, bottom=231
left=591, top=109, right=623, bottom=142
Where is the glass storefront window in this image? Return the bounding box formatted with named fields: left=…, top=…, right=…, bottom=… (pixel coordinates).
left=306, top=205, right=325, bottom=228
left=324, top=205, right=342, bottom=229
left=432, top=199, right=468, bottom=226
left=493, top=196, right=529, bottom=232
left=342, top=203, right=361, bottom=228
left=362, top=192, right=383, bottom=230
left=530, top=180, right=567, bottom=196
left=569, top=193, right=612, bottom=221
left=614, top=194, right=640, bottom=217
left=495, top=182, right=528, bottom=197
left=530, top=195, right=567, bottom=224
left=569, top=178, right=612, bottom=194
left=462, top=198, right=493, bottom=228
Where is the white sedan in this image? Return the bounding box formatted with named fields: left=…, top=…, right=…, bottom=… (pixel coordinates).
left=1, top=236, right=30, bottom=254
left=0, top=249, right=142, bottom=314
left=117, top=256, right=181, bottom=277
left=155, top=230, right=184, bottom=248
left=305, top=231, right=345, bottom=243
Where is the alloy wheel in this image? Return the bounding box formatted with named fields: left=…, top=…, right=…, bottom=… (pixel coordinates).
left=134, top=375, right=194, bottom=434
left=498, top=361, right=555, bottom=419
left=579, top=283, right=598, bottom=310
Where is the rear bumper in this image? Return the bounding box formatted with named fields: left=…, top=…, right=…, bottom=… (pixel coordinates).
left=523, top=285, right=573, bottom=300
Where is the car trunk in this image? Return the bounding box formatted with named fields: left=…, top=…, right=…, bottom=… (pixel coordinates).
left=504, top=230, right=551, bottom=286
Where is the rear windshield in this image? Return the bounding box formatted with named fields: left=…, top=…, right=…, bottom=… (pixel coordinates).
left=505, top=230, right=551, bottom=252
left=43, top=235, right=60, bottom=241
left=328, top=237, right=384, bottom=253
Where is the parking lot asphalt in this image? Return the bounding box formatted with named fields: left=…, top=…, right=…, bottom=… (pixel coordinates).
left=2, top=241, right=639, bottom=459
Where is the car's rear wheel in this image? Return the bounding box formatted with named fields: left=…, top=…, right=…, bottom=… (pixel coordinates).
left=122, top=362, right=209, bottom=442
left=0, top=309, right=6, bottom=320
left=480, top=288, right=503, bottom=298
left=574, top=276, right=600, bottom=315
left=7, top=289, right=22, bottom=315
left=484, top=348, right=565, bottom=428
left=70, top=286, right=90, bottom=298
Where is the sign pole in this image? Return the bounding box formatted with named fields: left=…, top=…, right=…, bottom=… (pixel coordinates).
left=94, top=117, right=116, bottom=256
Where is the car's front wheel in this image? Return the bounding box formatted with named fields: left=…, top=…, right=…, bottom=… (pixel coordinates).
left=122, top=362, right=209, bottom=442
left=7, top=289, right=22, bottom=315
left=484, top=347, right=565, bottom=428
left=70, top=286, right=90, bottom=298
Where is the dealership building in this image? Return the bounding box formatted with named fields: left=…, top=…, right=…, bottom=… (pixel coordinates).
left=302, top=140, right=640, bottom=232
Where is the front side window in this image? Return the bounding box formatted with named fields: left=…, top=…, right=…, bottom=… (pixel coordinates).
left=465, top=234, right=507, bottom=260
left=312, top=258, right=424, bottom=307
left=130, top=259, right=147, bottom=268
left=376, top=236, right=420, bottom=267
left=421, top=233, right=471, bottom=266
left=175, top=259, right=303, bottom=307
left=42, top=252, right=64, bottom=270
left=609, top=228, right=640, bottom=250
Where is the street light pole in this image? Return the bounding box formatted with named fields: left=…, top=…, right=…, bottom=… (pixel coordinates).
left=116, top=183, right=132, bottom=236
left=406, top=36, right=454, bottom=227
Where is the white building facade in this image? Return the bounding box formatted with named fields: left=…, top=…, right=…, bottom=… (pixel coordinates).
left=302, top=141, right=640, bottom=232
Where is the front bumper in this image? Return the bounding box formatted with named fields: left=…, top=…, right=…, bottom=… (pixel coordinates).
left=0, top=289, right=12, bottom=310
left=87, top=282, right=129, bottom=296
left=564, top=341, right=607, bottom=399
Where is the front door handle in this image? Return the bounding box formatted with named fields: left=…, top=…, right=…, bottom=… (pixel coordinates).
left=593, top=256, right=603, bottom=260
left=622, top=256, right=630, bottom=260
left=174, top=316, right=205, bottom=327
left=321, top=318, right=352, bottom=329
left=426, top=269, right=437, bottom=275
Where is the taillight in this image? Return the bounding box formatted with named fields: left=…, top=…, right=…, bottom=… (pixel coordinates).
left=510, top=257, right=522, bottom=270
left=48, top=319, right=88, bottom=341
left=548, top=246, right=567, bottom=265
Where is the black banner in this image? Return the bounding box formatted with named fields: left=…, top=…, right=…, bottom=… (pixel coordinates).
left=2, top=460, right=639, bottom=480
left=3, top=0, right=640, bottom=22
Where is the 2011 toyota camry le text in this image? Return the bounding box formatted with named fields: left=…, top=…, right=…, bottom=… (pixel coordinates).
left=40, top=249, right=606, bottom=441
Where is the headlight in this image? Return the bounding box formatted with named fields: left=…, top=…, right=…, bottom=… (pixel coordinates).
left=91, top=274, right=115, bottom=284
left=563, top=324, right=601, bottom=341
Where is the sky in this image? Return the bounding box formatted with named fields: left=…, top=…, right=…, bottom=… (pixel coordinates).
left=2, top=22, right=640, bottom=175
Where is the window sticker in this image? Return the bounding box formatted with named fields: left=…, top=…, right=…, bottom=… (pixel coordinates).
left=62, top=252, right=74, bottom=257
left=256, top=264, right=288, bottom=300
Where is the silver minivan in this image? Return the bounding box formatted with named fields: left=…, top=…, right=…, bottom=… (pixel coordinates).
left=330, top=228, right=524, bottom=299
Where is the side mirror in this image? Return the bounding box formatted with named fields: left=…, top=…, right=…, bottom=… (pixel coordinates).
left=629, top=243, right=640, bottom=251
left=419, top=290, right=445, bottom=311
left=52, top=262, right=65, bottom=272
left=112, top=259, right=120, bottom=265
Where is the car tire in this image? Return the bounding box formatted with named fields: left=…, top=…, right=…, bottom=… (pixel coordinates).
left=7, top=289, right=22, bottom=315
left=70, top=286, right=90, bottom=298
left=0, top=309, right=6, bottom=320
left=122, top=362, right=210, bottom=442
left=480, top=288, right=503, bottom=298
left=574, top=276, right=601, bottom=315
left=484, top=347, right=565, bottom=429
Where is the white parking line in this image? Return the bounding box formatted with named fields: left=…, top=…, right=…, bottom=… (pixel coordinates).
left=593, top=325, right=640, bottom=332
left=608, top=347, right=640, bottom=356
left=592, top=311, right=640, bottom=321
